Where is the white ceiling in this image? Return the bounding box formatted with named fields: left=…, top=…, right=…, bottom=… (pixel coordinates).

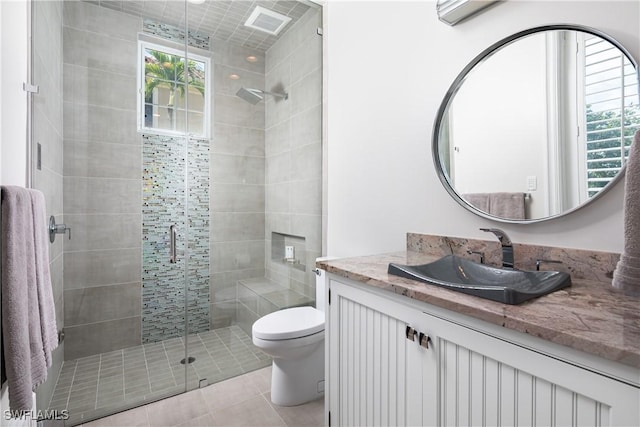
left=91, top=0, right=312, bottom=51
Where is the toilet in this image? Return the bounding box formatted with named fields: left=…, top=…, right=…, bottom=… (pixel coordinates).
left=251, top=270, right=326, bottom=406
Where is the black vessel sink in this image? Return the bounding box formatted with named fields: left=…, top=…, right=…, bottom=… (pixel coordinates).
left=388, top=255, right=571, bottom=304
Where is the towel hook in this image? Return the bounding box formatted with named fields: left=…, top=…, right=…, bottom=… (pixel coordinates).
left=49, top=215, right=71, bottom=243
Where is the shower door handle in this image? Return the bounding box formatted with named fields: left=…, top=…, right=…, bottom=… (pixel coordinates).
left=169, top=225, right=177, bottom=263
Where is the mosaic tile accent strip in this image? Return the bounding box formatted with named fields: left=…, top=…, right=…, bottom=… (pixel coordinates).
left=143, top=18, right=210, bottom=50
left=142, top=134, right=211, bottom=343
left=186, top=137, right=211, bottom=334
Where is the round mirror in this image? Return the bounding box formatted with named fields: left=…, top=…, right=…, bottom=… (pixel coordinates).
left=433, top=25, right=640, bottom=223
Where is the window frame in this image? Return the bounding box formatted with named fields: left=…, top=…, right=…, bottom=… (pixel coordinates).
left=137, top=37, right=211, bottom=139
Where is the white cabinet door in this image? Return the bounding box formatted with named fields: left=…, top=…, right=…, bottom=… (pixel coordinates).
left=424, top=312, right=640, bottom=427
left=326, top=275, right=639, bottom=427
left=327, top=278, right=438, bottom=426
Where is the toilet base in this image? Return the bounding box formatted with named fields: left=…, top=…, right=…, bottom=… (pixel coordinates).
left=270, top=341, right=324, bottom=406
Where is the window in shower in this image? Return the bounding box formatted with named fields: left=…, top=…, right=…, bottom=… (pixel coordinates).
left=138, top=40, right=210, bottom=137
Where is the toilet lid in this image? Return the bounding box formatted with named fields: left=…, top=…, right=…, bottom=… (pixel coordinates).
left=253, top=306, right=325, bottom=340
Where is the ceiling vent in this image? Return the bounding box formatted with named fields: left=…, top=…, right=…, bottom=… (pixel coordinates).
left=244, top=6, right=292, bottom=36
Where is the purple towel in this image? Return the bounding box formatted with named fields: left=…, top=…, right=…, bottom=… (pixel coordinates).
left=463, top=192, right=526, bottom=220
left=1, top=186, right=58, bottom=411
left=29, top=189, right=58, bottom=368
left=613, top=130, right=640, bottom=294
left=489, top=192, right=526, bottom=220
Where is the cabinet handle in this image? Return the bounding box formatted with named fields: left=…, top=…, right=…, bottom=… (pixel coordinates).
left=406, top=326, right=417, bottom=342
left=419, top=332, right=432, bottom=349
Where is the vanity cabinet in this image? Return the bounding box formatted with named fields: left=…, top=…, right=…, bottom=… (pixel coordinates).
left=326, top=277, right=437, bottom=426
left=326, top=275, right=640, bottom=426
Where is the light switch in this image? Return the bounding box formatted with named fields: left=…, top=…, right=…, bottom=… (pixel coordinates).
left=527, top=176, right=537, bottom=191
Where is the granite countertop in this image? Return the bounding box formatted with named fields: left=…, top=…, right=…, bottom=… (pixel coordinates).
left=317, top=250, right=640, bottom=369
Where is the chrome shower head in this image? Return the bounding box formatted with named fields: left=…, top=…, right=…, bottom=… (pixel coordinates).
left=236, top=87, right=264, bottom=105
left=236, top=87, right=288, bottom=104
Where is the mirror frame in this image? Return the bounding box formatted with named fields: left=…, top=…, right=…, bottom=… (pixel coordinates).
left=432, top=24, right=640, bottom=223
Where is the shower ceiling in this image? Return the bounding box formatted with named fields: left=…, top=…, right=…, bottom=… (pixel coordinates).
left=88, top=0, right=311, bottom=51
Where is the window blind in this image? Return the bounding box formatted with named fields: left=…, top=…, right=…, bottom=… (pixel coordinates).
left=583, top=35, right=639, bottom=197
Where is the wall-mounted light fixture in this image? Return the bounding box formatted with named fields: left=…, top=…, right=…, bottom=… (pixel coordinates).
left=436, top=0, right=499, bottom=26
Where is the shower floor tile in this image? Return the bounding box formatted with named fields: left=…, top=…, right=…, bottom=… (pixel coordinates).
left=49, top=325, right=270, bottom=426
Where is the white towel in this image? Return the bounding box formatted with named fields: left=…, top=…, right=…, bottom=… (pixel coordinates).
left=1, top=186, right=58, bottom=411
left=612, top=130, right=640, bottom=294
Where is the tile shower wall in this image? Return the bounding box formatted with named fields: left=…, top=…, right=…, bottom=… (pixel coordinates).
left=32, top=0, right=65, bottom=410
left=209, top=41, right=267, bottom=329
left=235, top=7, right=323, bottom=334
left=60, top=0, right=270, bottom=358
left=62, top=1, right=143, bottom=360
left=57, top=0, right=320, bottom=360
left=264, top=9, right=323, bottom=303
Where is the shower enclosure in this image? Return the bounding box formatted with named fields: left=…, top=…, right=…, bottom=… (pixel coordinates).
left=29, top=0, right=322, bottom=424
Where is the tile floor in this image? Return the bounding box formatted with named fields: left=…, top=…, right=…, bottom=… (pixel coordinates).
left=49, top=326, right=272, bottom=425
left=80, top=366, right=325, bottom=427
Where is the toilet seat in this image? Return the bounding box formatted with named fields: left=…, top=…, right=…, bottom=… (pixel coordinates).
left=252, top=306, right=324, bottom=340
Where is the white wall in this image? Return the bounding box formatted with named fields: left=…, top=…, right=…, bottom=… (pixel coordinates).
left=1, top=1, right=34, bottom=425
left=325, top=0, right=640, bottom=257
left=0, top=0, right=28, bottom=187
left=451, top=34, right=548, bottom=219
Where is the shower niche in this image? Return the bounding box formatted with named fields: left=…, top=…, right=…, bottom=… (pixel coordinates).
left=271, top=231, right=306, bottom=272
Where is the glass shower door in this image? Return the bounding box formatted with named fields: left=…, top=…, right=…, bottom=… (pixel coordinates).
left=30, top=0, right=194, bottom=423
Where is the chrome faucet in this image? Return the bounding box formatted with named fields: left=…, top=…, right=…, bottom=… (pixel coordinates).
left=480, top=228, right=514, bottom=269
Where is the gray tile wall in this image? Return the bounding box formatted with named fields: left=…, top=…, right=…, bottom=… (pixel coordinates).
left=60, top=0, right=271, bottom=357
left=264, top=8, right=323, bottom=305
left=235, top=6, right=323, bottom=333
left=55, top=0, right=321, bottom=363
left=32, top=0, right=65, bottom=411
left=210, top=40, right=266, bottom=329
left=62, top=1, right=143, bottom=360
